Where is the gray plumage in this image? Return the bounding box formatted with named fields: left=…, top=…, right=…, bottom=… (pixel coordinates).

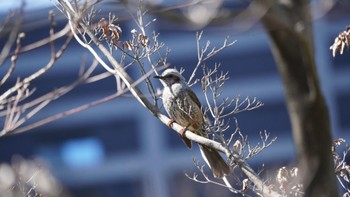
left=155, top=68, right=231, bottom=178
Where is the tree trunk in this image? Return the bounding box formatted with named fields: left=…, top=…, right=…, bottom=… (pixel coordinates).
left=262, top=1, right=338, bottom=196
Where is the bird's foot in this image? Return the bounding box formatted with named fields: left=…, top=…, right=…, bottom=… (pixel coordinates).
left=179, top=126, right=188, bottom=137
left=167, top=119, right=175, bottom=127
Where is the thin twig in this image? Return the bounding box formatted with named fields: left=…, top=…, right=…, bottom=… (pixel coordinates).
left=0, top=8, right=23, bottom=67
left=0, top=34, right=73, bottom=103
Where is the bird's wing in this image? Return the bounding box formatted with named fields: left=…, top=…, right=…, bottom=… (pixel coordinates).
left=186, top=88, right=202, bottom=109
left=186, top=87, right=210, bottom=138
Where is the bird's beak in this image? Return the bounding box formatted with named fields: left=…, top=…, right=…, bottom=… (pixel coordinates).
left=153, top=75, right=164, bottom=79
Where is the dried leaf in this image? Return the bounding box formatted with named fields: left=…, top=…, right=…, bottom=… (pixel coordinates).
left=123, top=41, right=132, bottom=51
left=138, top=34, right=150, bottom=47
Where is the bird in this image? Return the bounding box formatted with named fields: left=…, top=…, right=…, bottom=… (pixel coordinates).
left=154, top=68, right=231, bottom=178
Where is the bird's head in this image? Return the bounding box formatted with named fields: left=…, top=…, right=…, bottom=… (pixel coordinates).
left=154, top=68, right=186, bottom=87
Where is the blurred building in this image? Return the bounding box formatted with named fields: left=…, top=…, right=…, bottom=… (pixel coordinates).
left=0, top=1, right=349, bottom=197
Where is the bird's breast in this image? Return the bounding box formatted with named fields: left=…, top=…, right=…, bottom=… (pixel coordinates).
left=162, top=86, right=203, bottom=130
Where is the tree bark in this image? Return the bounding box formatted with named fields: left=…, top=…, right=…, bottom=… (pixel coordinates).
left=262, top=1, right=338, bottom=196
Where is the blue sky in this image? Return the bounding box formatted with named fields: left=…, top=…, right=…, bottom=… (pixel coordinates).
left=0, top=0, right=53, bottom=13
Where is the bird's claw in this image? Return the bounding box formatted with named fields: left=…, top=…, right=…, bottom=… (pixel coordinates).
left=167, top=119, right=188, bottom=138
left=179, top=127, right=188, bottom=137
left=167, top=119, right=175, bottom=127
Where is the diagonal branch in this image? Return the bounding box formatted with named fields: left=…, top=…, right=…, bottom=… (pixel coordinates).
left=56, top=1, right=281, bottom=196
left=0, top=34, right=73, bottom=104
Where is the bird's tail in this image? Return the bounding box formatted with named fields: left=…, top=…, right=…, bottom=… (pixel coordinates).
left=199, top=145, right=231, bottom=178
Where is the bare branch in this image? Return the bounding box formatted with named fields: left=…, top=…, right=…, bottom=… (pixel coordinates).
left=246, top=131, right=277, bottom=159
left=0, top=8, right=23, bottom=67
left=0, top=34, right=73, bottom=105
left=185, top=158, right=241, bottom=194
left=19, top=24, right=71, bottom=54
left=0, top=58, right=96, bottom=135
left=188, top=32, right=236, bottom=86
left=0, top=32, right=25, bottom=86
left=333, top=138, right=350, bottom=196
